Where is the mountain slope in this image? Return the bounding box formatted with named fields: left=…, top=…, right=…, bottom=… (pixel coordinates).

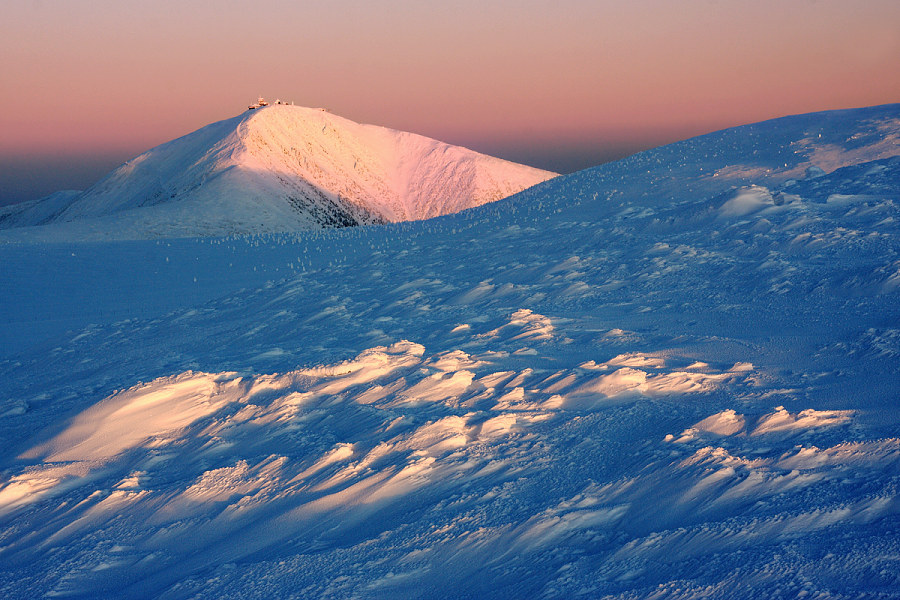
left=0, top=190, right=81, bottom=229
left=0, top=104, right=899, bottom=599
left=0, top=105, right=555, bottom=240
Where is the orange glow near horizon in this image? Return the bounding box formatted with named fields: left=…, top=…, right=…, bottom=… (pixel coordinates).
left=1, top=0, right=898, bottom=201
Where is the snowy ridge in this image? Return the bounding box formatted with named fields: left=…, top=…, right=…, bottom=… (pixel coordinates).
left=0, top=105, right=555, bottom=241
left=0, top=190, right=81, bottom=229
left=1, top=104, right=899, bottom=598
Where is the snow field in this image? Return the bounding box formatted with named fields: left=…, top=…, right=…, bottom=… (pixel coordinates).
left=0, top=104, right=898, bottom=598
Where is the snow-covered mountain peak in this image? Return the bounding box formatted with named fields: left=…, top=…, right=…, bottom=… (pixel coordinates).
left=0, top=104, right=557, bottom=240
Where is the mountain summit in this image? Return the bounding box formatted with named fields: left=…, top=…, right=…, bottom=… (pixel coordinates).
left=0, top=104, right=556, bottom=240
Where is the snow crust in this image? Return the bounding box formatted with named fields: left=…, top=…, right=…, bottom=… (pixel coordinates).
left=0, top=105, right=555, bottom=241
left=0, top=103, right=899, bottom=599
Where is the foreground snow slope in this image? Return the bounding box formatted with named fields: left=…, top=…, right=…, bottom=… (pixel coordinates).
left=0, top=104, right=898, bottom=599
left=0, top=104, right=556, bottom=240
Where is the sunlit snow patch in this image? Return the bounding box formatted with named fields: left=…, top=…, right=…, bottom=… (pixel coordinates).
left=751, top=406, right=854, bottom=435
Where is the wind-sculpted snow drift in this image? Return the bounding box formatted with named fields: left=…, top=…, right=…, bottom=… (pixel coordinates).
left=1, top=104, right=899, bottom=598
left=0, top=104, right=556, bottom=240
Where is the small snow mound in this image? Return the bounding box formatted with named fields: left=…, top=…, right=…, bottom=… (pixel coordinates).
left=302, top=341, right=425, bottom=394
left=397, top=370, right=476, bottom=406
left=777, top=439, right=900, bottom=470
left=751, top=407, right=854, bottom=436
left=22, top=371, right=244, bottom=463
left=481, top=309, right=557, bottom=343
left=426, top=350, right=485, bottom=372
left=718, top=186, right=776, bottom=218
left=574, top=367, right=648, bottom=398
left=729, top=362, right=754, bottom=372
left=694, top=409, right=747, bottom=436
left=569, top=360, right=741, bottom=404
left=606, top=352, right=667, bottom=369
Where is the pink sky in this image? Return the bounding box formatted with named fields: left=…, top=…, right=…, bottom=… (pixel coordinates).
left=1, top=0, right=898, bottom=203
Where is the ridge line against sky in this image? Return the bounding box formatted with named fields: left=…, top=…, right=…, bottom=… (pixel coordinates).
left=1, top=0, right=898, bottom=206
